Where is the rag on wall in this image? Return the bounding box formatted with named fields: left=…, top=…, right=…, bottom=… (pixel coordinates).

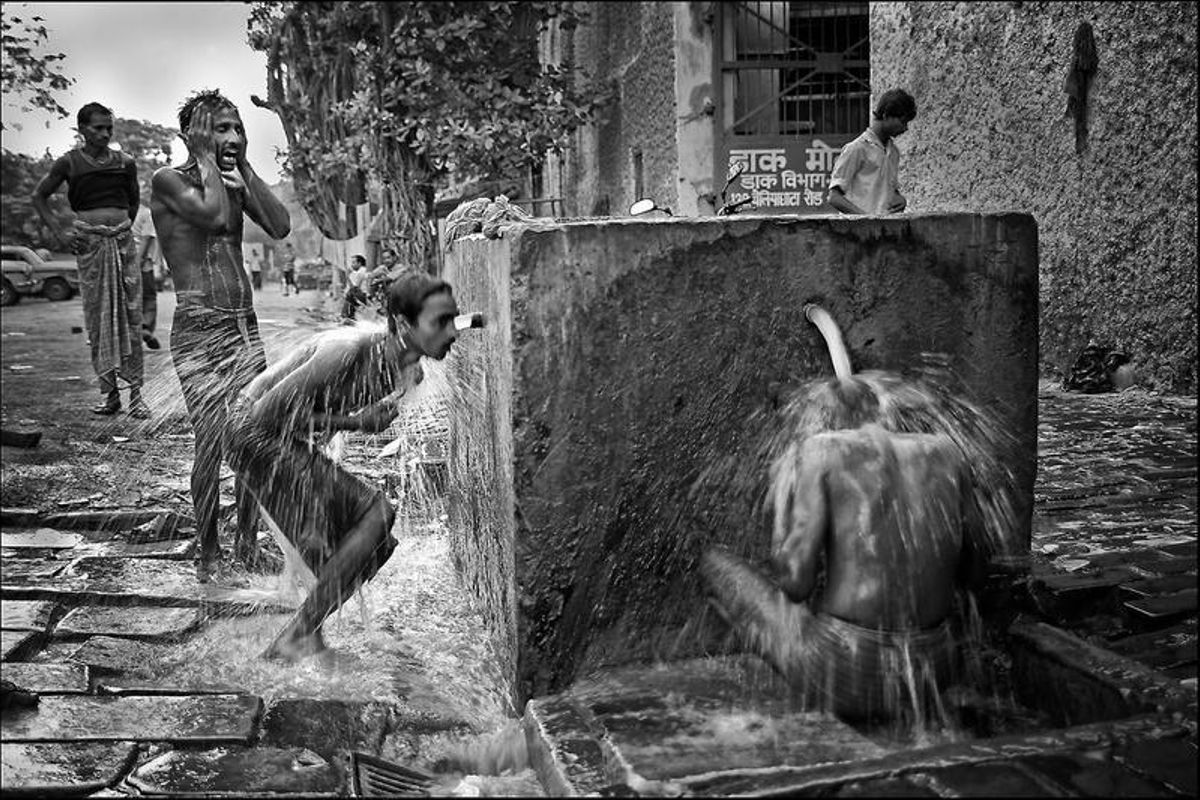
left=1064, top=21, right=1098, bottom=154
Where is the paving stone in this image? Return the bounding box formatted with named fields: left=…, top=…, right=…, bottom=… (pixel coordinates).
left=0, top=599, right=58, bottom=632
left=1, top=559, right=67, bottom=582
left=1136, top=556, right=1198, bottom=576
left=1113, top=736, right=1199, bottom=795
left=90, top=538, right=195, bottom=560
left=1124, top=589, right=1198, bottom=621
left=832, top=776, right=939, bottom=796
left=1037, top=567, right=1137, bottom=595
left=0, top=529, right=84, bottom=549
left=921, top=762, right=1065, bottom=795
left=1119, top=574, right=1197, bottom=598
left=0, top=662, right=90, bottom=694
left=1, top=557, right=295, bottom=615
left=260, top=698, right=407, bottom=769
left=1016, top=752, right=1172, bottom=796
left=0, top=509, right=41, bottom=527
left=0, top=742, right=137, bottom=796
left=68, top=636, right=169, bottom=675
left=127, top=746, right=340, bottom=797
left=0, top=694, right=262, bottom=744
left=56, top=606, right=199, bottom=641
left=1, top=630, right=41, bottom=661
left=40, top=509, right=183, bottom=532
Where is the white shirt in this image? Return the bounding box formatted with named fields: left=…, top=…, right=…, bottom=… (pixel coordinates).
left=828, top=128, right=902, bottom=215
left=348, top=266, right=369, bottom=289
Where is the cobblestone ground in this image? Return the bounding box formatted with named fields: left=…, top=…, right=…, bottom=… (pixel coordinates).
left=1031, top=381, right=1197, bottom=684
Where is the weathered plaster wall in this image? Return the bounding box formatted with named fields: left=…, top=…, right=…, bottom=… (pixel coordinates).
left=673, top=2, right=718, bottom=216
left=446, top=213, right=1039, bottom=703
left=871, top=1, right=1197, bottom=393
left=564, top=2, right=680, bottom=217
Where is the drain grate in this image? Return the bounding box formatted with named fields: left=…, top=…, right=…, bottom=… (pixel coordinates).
left=350, top=751, right=435, bottom=797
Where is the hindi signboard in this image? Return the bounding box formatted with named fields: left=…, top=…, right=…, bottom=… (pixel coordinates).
left=722, top=135, right=856, bottom=214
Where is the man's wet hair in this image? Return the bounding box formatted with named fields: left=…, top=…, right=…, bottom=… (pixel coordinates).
left=178, top=89, right=238, bottom=134
left=386, top=270, right=453, bottom=331
left=873, top=88, right=917, bottom=122
left=77, top=102, right=113, bottom=129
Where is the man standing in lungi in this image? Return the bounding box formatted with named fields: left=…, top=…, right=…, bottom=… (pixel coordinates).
left=33, top=102, right=149, bottom=417
left=152, top=89, right=290, bottom=582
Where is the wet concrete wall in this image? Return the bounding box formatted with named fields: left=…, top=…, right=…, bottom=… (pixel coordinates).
left=445, top=213, right=1039, bottom=702
left=871, top=1, right=1197, bottom=393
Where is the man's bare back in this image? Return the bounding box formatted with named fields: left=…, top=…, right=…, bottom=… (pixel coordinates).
left=773, top=425, right=965, bottom=631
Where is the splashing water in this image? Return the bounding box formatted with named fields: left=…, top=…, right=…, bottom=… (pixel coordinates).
left=707, top=306, right=1025, bottom=737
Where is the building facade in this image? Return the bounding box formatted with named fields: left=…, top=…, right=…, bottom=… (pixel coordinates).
left=539, top=1, right=1197, bottom=392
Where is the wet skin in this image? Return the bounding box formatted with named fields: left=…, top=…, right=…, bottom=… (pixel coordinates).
left=246, top=290, right=459, bottom=661
left=771, top=426, right=966, bottom=631
left=150, top=101, right=290, bottom=576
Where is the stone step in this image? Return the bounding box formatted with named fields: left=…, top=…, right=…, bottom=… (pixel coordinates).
left=0, top=662, right=90, bottom=694
left=55, top=606, right=200, bottom=641
left=127, top=746, right=341, bottom=797
left=1119, top=574, right=1197, bottom=598
left=1124, top=589, right=1198, bottom=621
left=0, top=599, right=59, bottom=633
left=68, top=635, right=172, bottom=676
left=0, top=694, right=262, bottom=744
left=1, top=630, right=42, bottom=661
left=1, top=742, right=138, bottom=796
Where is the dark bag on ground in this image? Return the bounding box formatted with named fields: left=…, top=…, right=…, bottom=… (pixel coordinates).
left=1064, top=343, right=1130, bottom=393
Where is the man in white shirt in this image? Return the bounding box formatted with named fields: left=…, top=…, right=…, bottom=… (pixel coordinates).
left=828, top=89, right=916, bottom=215
left=341, top=254, right=370, bottom=320
left=131, top=206, right=161, bottom=349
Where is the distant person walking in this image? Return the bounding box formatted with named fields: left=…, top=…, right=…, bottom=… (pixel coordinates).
left=132, top=206, right=161, bottom=350
left=827, top=88, right=916, bottom=215
left=32, top=101, right=149, bottom=417
left=280, top=242, right=298, bottom=295
left=151, top=89, right=291, bottom=583
left=247, top=252, right=264, bottom=290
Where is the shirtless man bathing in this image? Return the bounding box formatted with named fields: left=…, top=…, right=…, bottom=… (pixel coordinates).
left=703, top=376, right=995, bottom=721
left=225, top=271, right=461, bottom=660
left=152, top=89, right=290, bottom=582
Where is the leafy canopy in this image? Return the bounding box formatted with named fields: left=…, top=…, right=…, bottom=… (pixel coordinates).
left=1, top=10, right=73, bottom=129
left=247, top=1, right=612, bottom=257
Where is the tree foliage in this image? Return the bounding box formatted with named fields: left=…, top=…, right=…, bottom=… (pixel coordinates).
left=247, top=1, right=612, bottom=268
left=113, top=117, right=177, bottom=196
left=1, top=10, right=73, bottom=129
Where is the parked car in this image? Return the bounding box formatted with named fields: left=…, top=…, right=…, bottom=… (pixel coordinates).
left=294, top=258, right=333, bottom=291
left=1, top=245, right=81, bottom=306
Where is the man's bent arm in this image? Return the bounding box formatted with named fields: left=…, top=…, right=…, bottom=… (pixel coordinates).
left=238, top=161, right=290, bottom=239
left=828, top=187, right=866, bottom=215
left=31, top=157, right=71, bottom=234
left=151, top=160, right=229, bottom=230
left=771, top=441, right=829, bottom=601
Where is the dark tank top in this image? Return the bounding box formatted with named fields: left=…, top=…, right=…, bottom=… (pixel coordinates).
left=66, top=149, right=137, bottom=212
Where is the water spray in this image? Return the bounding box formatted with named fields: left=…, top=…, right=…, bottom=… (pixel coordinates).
left=803, top=303, right=853, bottom=380
left=454, top=312, right=486, bottom=331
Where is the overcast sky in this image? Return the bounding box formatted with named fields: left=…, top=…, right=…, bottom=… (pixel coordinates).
left=1, top=2, right=289, bottom=183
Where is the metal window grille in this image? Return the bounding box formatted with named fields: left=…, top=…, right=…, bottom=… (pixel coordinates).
left=720, top=1, right=870, bottom=138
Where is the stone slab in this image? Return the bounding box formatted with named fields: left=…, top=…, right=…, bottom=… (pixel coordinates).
left=917, top=762, right=1060, bottom=795
left=56, top=606, right=199, bottom=640
left=0, top=694, right=263, bottom=744
left=0, top=662, right=90, bottom=694
left=1, top=742, right=138, bottom=796
left=1, top=630, right=41, bottom=661
left=127, top=746, right=340, bottom=797
left=39, top=509, right=186, bottom=532
left=68, top=636, right=169, bottom=676
left=1, top=557, right=296, bottom=615
left=89, top=538, right=195, bottom=559
left=0, top=529, right=84, bottom=549
left=1, top=559, right=67, bottom=583
left=1014, top=752, right=1172, bottom=796
left=1113, top=735, right=1198, bottom=796
left=1119, top=574, right=1197, bottom=598
left=1124, top=589, right=1197, bottom=620
left=1, top=600, right=58, bottom=633
left=0, top=508, right=42, bottom=527
left=527, top=656, right=889, bottom=792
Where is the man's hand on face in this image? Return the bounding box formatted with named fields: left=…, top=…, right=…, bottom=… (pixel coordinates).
left=185, top=106, right=218, bottom=166
left=221, top=170, right=247, bottom=192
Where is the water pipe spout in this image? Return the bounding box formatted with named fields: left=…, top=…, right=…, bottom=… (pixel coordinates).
left=803, top=304, right=853, bottom=379
left=454, top=312, right=486, bottom=331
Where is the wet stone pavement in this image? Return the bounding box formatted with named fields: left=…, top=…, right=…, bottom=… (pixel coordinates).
left=1, top=380, right=1196, bottom=796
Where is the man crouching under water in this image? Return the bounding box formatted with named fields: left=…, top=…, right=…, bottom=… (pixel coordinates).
left=703, top=375, right=1013, bottom=723
left=225, top=271, right=459, bottom=661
